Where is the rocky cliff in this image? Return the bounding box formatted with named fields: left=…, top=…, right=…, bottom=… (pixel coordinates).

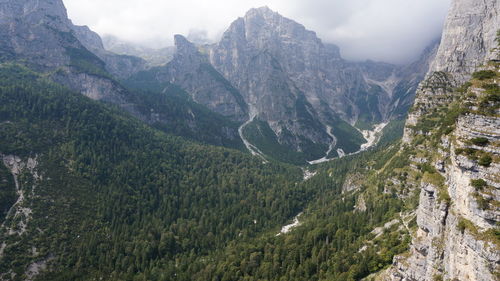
left=140, top=7, right=435, bottom=162
left=136, top=34, right=249, bottom=122
left=72, top=25, right=146, bottom=79
left=102, top=35, right=175, bottom=68
left=0, top=0, right=130, bottom=104
left=384, top=0, right=500, bottom=280
left=0, top=0, right=244, bottom=150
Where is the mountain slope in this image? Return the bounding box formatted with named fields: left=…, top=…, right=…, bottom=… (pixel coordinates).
left=0, top=0, right=245, bottom=150
left=128, top=35, right=248, bottom=122
left=381, top=0, right=500, bottom=280
left=0, top=64, right=311, bottom=281
left=207, top=7, right=433, bottom=162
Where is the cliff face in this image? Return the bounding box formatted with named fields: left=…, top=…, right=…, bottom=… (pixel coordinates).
left=430, top=0, right=500, bottom=83
left=102, top=35, right=175, bottom=68
left=148, top=35, right=249, bottom=122
left=386, top=0, right=500, bottom=280
left=0, top=0, right=130, bottom=104
left=0, top=0, right=244, bottom=150
left=72, top=24, right=146, bottom=79
left=208, top=7, right=381, bottom=123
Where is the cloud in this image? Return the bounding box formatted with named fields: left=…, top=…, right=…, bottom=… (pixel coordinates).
left=63, top=0, right=450, bottom=64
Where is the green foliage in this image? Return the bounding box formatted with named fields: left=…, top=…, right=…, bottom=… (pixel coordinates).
left=65, top=47, right=110, bottom=78
left=456, top=82, right=472, bottom=93
left=0, top=65, right=319, bottom=280
left=0, top=161, right=17, bottom=221
left=474, top=193, right=491, bottom=210
left=328, top=115, right=367, bottom=154
left=470, top=179, right=487, bottom=190
left=457, top=218, right=482, bottom=238
left=0, top=63, right=414, bottom=280
left=478, top=154, right=492, bottom=167
left=242, top=119, right=309, bottom=165
left=127, top=85, right=245, bottom=151
left=470, top=137, right=490, bottom=146
left=472, top=70, right=497, bottom=80
left=433, top=274, right=444, bottom=281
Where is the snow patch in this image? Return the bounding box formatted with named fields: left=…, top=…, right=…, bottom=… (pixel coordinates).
left=337, top=149, right=346, bottom=158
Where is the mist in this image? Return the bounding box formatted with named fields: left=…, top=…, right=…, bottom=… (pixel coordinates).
left=63, top=0, right=451, bottom=64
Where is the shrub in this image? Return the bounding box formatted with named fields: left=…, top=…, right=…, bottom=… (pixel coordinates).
left=455, top=147, right=477, bottom=156
left=475, top=194, right=490, bottom=210
left=470, top=137, right=489, bottom=146
left=472, top=70, right=496, bottom=80
left=457, top=82, right=473, bottom=93
left=471, top=179, right=487, bottom=190
left=478, top=154, right=492, bottom=167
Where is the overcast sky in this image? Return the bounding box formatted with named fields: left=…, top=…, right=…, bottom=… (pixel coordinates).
left=63, top=0, right=451, bottom=64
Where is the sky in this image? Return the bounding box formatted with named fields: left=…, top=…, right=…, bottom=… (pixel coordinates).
left=63, top=0, right=451, bottom=64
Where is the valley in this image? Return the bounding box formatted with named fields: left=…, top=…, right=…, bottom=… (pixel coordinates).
left=0, top=0, right=498, bottom=280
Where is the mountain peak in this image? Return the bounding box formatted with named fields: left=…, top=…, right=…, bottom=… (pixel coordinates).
left=0, top=0, right=69, bottom=23
left=245, top=6, right=276, bottom=17
left=243, top=6, right=283, bottom=23
left=174, top=34, right=198, bottom=54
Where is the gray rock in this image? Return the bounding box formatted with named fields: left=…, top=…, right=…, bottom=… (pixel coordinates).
left=387, top=0, right=500, bottom=279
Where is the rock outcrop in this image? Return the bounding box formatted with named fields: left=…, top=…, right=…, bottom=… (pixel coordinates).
left=72, top=25, right=146, bottom=79
left=102, top=35, right=175, bottom=68
left=386, top=0, right=500, bottom=280
left=144, top=35, right=249, bottom=122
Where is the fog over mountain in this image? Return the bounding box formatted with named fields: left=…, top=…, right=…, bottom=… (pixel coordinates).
left=63, top=0, right=451, bottom=64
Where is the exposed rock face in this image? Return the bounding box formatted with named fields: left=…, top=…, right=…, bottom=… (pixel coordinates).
left=387, top=0, right=500, bottom=280
left=150, top=35, right=248, bottom=122
left=0, top=0, right=127, bottom=103
left=0, top=0, right=78, bottom=67
left=72, top=25, right=146, bottom=79
left=0, top=0, right=243, bottom=150
left=204, top=7, right=434, bottom=157
left=102, top=35, right=175, bottom=68
left=430, top=0, right=500, bottom=83
left=209, top=7, right=369, bottom=122
left=404, top=0, right=500, bottom=140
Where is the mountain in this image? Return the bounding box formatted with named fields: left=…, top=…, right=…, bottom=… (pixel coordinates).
left=0, top=64, right=306, bottom=280
left=383, top=0, right=500, bottom=280
left=1, top=0, right=497, bottom=280
left=127, top=35, right=249, bottom=122
left=0, top=0, right=245, bottom=150
left=132, top=7, right=435, bottom=163
left=102, top=35, right=175, bottom=68
left=71, top=25, right=146, bottom=80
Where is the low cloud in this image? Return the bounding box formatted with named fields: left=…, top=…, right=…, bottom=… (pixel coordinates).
left=64, top=0, right=450, bottom=64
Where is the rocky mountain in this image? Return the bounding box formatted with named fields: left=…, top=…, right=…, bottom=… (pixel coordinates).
left=0, top=0, right=244, bottom=150
left=380, top=0, right=500, bottom=280
left=133, top=7, right=436, bottom=163
left=102, top=35, right=175, bottom=68
left=71, top=25, right=146, bottom=79
left=0, top=0, right=129, bottom=104
left=129, top=35, right=249, bottom=122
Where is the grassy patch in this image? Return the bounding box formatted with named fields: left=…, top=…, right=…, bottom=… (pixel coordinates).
left=472, top=70, right=497, bottom=80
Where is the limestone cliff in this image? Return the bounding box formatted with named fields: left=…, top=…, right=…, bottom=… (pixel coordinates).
left=385, top=0, right=500, bottom=280
left=137, top=35, right=249, bottom=122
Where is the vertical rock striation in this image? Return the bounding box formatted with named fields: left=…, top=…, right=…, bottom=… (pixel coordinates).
left=387, top=0, right=500, bottom=280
